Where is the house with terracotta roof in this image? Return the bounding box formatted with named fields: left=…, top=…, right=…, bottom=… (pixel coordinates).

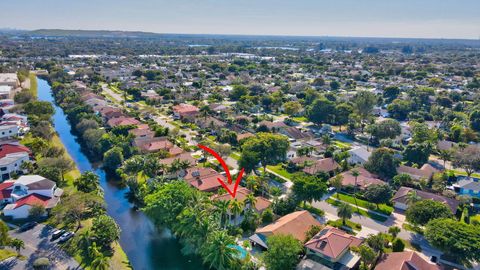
left=107, top=116, right=140, bottom=128
left=392, top=186, right=459, bottom=213
left=213, top=187, right=272, bottom=214
left=375, top=251, right=442, bottom=270
left=304, top=226, right=363, bottom=270
left=99, top=106, right=123, bottom=120
left=133, top=136, right=182, bottom=155
left=183, top=167, right=232, bottom=192
left=128, top=124, right=155, bottom=139
left=172, top=103, right=199, bottom=121
left=1, top=113, right=28, bottom=125
left=335, top=167, right=385, bottom=190
left=396, top=164, right=439, bottom=180
left=0, top=143, right=31, bottom=159
left=1, top=175, right=63, bottom=219
left=250, top=210, right=321, bottom=249
left=159, top=152, right=196, bottom=167
left=303, top=158, right=339, bottom=175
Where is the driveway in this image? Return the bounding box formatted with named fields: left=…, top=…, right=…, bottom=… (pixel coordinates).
left=1, top=224, right=81, bottom=270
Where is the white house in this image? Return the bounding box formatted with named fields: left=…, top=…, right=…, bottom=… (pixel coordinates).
left=2, top=175, right=63, bottom=219
left=347, top=146, right=371, bottom=165
left=0, top=125, right=19, bottom=139
left=0, top=73, right=20, bottom=88
left=0, top=152, right=30, bottom=181
left=1, top=114, right=28, bottom=125
left=0, top=86, right=13, bottom=99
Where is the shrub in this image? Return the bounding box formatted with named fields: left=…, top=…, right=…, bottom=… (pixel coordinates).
left=392, top=238, right=405, bottom=252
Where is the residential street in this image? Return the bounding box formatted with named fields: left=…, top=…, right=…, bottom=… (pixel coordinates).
left=1, top=224, right=81, bottom=270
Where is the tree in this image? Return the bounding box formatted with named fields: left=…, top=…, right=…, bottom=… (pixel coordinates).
left=353, top=91, right=376, bottom=123
left=29, top=204, right=46, bottom=221
left=351, top=245, right=376, bottom=270
left=74, top=171, right=101, bottom=193
left=51, top=192, right=105, bottom=231
left=403, top=143, right=431, bottom=166
left=405, top=200, right=452, bottom=226
left=388, top=226, right=401, bottom=239
left=335, top=103, right=353, bottom=130
left=283, top=101, right=302, bottom=116
left=200, top=230, right=239, bottom=270
left=103, top=147, right=124, bottom=172
left=38, top=157, right=74, bottom=183
left=240, top=133, right=289, bottom=172
left=438, top=149, right=452, bottom=169
left=329, top=174, right=343, bottom=198
left=363, top=184, right=392, bottom=208
left=23, top=101, right=55, bottom=117
left=229, top=199, right=244, bottom=225
left=411, top=122, right=436, bottom=144
left=470, top=110, right=480, bottom=132
left=364, top=148, right=399, bottom=179
left=383, top=86, right=400, bottom=102
left=365, top=233, right=387, bottom=254
left=292, top=173, right=327, bottom=206
left=392, top=173, right=413, bottom=188
left=0, top=220, right=10, bottom=246
left=229, top=85, right=249, bottom=101
left=392, top=238, right=405, bottom=252
left=263, top=234, right=303, bottom=270
left=9, top=238, right=25, bottom=255
left=405, top=190, right=421, bottom=205
left=304, top=225, right=323, bottom=242
left=452, top=146, right=480, bottom=177
left=387, top=99, right=412, bottom=120
left=367, top=119, right=401, bottom=140
left=306, top=98, right=335, bottom=125
left=91, top=252, right=110, bottom=270
left=91, top=215, right=121, bottom=249
left=425, top=218, right=480, bottom=265
left=330, top=80, right=340, bottom=90
left=337, top=203, right=353, bottom=226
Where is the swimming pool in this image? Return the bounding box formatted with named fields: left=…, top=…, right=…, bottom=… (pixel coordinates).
left=228, top=245, right=248, bottom=260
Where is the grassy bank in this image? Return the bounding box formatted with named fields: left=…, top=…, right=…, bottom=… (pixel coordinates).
left=0, top=249, right=17, bottom=261
left=28, top=72, right=38, bottom=97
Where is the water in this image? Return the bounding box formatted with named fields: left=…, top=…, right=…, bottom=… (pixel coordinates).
left=37, top=78, right=205, bottom=270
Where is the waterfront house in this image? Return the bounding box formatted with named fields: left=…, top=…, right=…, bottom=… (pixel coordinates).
left=0, top=152, right=30, bottom=181
left=250, top=210, right=321, bottom=249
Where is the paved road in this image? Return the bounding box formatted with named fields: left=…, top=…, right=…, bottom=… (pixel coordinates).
left=0, top=224, right=81, bottom=270
left=101, top=84, right=123, bottom=103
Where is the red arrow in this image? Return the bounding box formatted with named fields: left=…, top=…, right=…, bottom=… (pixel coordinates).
left=198, top=144, right=245, bottom=198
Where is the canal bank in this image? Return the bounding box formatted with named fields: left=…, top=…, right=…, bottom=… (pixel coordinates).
left=37, top=77, right=205, bottom=270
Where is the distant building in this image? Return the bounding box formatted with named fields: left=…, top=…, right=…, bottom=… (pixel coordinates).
left=347, top=147, right=371, bottom=165
left=0, top=73, right=20, bottom=88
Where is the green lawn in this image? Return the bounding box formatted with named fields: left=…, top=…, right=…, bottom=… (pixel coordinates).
left=326, top=219, right=362, bottom=232
left=402, top=223, right=424, bottom=235
left=267, top=164, right=294, bottom=180
left=333, top=140, right=352, bottom=149
left=29, top=72, right=38, bottom=97
left=448, top=170, right=480, bottom=178
left=326, top=198, right=388, bottom=222
left=333, top=193, right=393, bottom=216
left=301, top=202, right=325, bottom=217
left=229, top=152, right=241, bottom=161
left=292, top=116, right=308, bottom=122
left=0, top=249, right=16, bottom=261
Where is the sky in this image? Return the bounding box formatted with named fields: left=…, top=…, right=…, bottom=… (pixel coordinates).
left=0, top=0, right=479, bottom=39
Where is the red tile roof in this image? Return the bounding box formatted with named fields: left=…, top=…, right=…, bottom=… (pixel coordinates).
left=303, top=158, right=339, bottom=175
left=0, top=144, right=31, bottom=159
left=13, top=193, right=50, bottom=209
left=375, top=251, right=442, bottom=270
left=335, top=167, right=385, bottom=190
left=305, top=226, right=362, bottom=260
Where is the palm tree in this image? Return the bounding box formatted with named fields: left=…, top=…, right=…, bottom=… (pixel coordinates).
left=388, top=226, right=401, bottom=239
left=168, top=159, right=183, bottom=177
left=405, top=190, right=421, bottom=205
left=245, top=193, right=257, bottom=213
left=229, top=199, right=244, bottom=225
left=215, top=200, right=230, bottom=229
left=200, top=230, right=239, bottom=270
left=78, top=230, right=92, bottom=249
left=337, top=203, right=353, bottom=226
left=91, top=253, right=110, bottom=270
left=88, top=241, right=101, bottom=260
left=9, top=238, right=24, bottom=256
left=246, top=176, right=259, bottom=194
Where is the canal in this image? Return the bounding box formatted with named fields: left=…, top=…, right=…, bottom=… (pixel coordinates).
left=37, top=78, right=205, bottom=270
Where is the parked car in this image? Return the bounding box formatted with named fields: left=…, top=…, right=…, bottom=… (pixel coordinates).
left=328, top=187, right=336, bottom=193
left=51, top=229, right=65, bottom=241
left=58, top=232, right=75, bottom=243
left=19, top=222, right=37, bottom=232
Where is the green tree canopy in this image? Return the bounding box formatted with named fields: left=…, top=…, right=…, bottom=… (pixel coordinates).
left=364, top=148, right=399, bottom=179
left=405, top=200, right=452, bottom=226
left=425, top=218, right=480, bottom=265
left=263, top=234, right=303, bottom=270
